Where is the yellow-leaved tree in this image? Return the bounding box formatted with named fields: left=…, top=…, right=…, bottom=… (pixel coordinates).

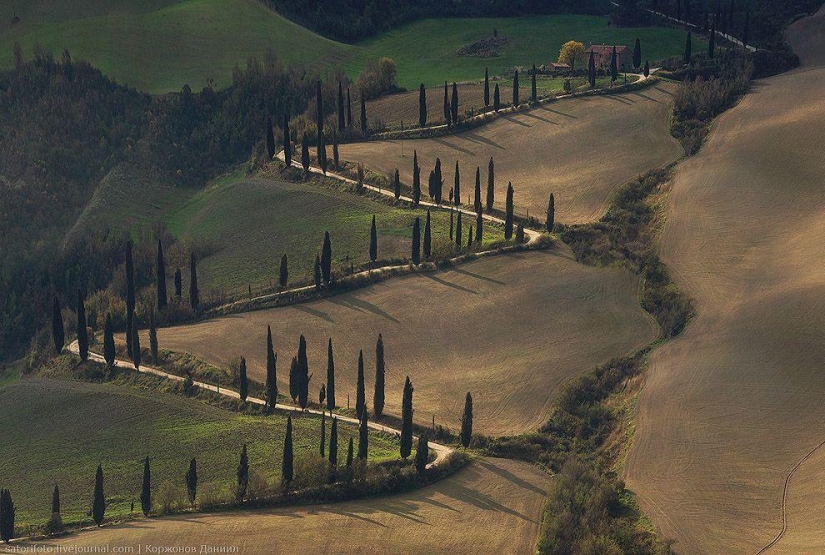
left=558, top=40, right=586, bottom=71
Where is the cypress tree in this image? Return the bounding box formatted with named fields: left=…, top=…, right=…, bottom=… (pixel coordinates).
left=512, top=70, right=519, bottom=106
left=483, top=67, right=490, bottom=107
left=423, top=211, right=432, bottom=259
left=400, top=376, right=414, bottom=458
left=329, top=417, right=338, bottom=467
left=453, top=161, right=460, bottom=206
left=332, top=131, right=339, bottom=169
left=279, top=254, right=288, bottom=291
left=314, top=254, right=322, bottom=290
left=418, top=83, right=427, bottom=127
left=412, top=150, right=421, bottom=206
left=103, top=314, right=115, bottom=367
left=360, top=95, right=367, bottom=135
left=516, top=221, right=525, bottom=243
left=301, top=132, right=310, bottom=172
left=52, top=484, right=60, bottom=515
left=185, top=458, right=197, bottom=507
left=346, top=87, right=352, bottom=127
left=709, top=25, right=716, bottom=58
left=460, top=392, right=473, bottom=448
left=633, top=38, right=642, bottom=70
left=476, top=209, right=483, bottom=245
left=131, top=312, right=141, bottom=370
left=237, top=444, right=249, bottom=502
left=0, top=490, right=13, bottom=543
left=318, top=131, right=327, bottom=174
left=358, top=410, right=368, bottom=460
left=156, top=239, right=167, bottom=310
left=504, top=182, right=514, bottom=240
left=239, top=356, right=248, bottom=402
left=455, top=211, right=462, bottom=247
left=644, top=60, right=650, bottom=77
left=77, top=289, right=88, bottom=361
left=486, top=157, right=495, bottom=212
left=468, top=226, right=474, bottom=249
left=327, top=338, right=336, bottom=409
left=321, top=231, right=332, bottom=284
left=174, top=268, right=182, bottom=298
left=394, top=169, right=401, bottom=199
left=346, top=437, right=354, bottom=467
left=474, top=167, right=482, bottom=213
left=49, top=484, right=61, bottom=530
left=411, top=217, right=421, bottom=265
left=140, top=456, right=151, bottom=516
left=266, top=116, right=275, bottom=159
left=531, top=64, right=537, bottom=102
left=92, top=464, right=105, bottom=526
left=434, top=157, right=443, bottom=204
left=283, top=112, right=292, bottom=166
left=369, top=215, right=378, bottom=268
left=443, top=81, right=451, bottom=126
left=320, top=413, right=326, bottom=458
left=588, top=50, right=596, bottom=88
left=189, top=253, right=199, bottom=310
left=297, top=334, right=310, bottom=409
left=320, top=384, right=326, bottom=406
left=316, top=80, right=324, bottom=136
left=374, top=334, right=385, bottom=419
left=356, top=350, right=366, bottom=420
left=338, top=81, right=345, bottom=131
left=677, top=0, right=682, bottom=20
left=684, top=32, right=692, bottom=65
left=414, top=433, right=429, bottom=475
left=52, top=296, right=64, bottom=353
left=610, top=46, right=618, bottom=82
left=149, top=307, right=158, bottom=364
left=546, top=193, right=555, bottom=232
left=450, top=209, right=454, bottom=240
left=265, top=325, right=277, bottom=411
left=450, top=82, right=458, bottom=124
left=289, top=356, right=299, bottom=402
left=126, top=241, right=135, bottom=357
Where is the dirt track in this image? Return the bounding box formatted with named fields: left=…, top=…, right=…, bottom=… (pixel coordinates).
left=624, top=7, right=825, bottom=553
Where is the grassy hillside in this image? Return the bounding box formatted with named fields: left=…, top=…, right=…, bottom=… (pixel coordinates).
left=0, top=376, right=397, bottom=527
left=1, top=1, right=694, bottom=94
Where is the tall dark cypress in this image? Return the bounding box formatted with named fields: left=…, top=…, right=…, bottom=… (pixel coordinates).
left=414, top=434, right=429, bottom=475
left=369, top=215, right=378, bottom=267
left=450, top=209, right=454, bottom=240
left=709, top=25, right=716, bottom=58
left=400, top=376, right=414, bottom=458
left=453, top=161, right=460, bottom=206
left=531, top=64, right=537, bottom=102
left=51, top=484, right=61, bottom=518
left=103, top=314, right=115, bottom=367
left=684, top=31, right=692, bottom=65
left=140, top=456, right=151, bottom=516
left=346, top=437, right=354, bottom=467
left=237, top=444, right=249, bottom=501
left=412, top=150, right=421, bottom=206
left=174, top=268, right=182, bottom=298
left=321, top=231, right=332, bottom=284
left=289, top=356, right=299, bottom=402
left=318, top=131, right=327, bottom=174
left=486, top=157, right=495, bottom=212
left=411, top=217, right=421, bottom=265
left=279, top=253, right=288, bottom=290
left=185, top=458, right=197, bottom=507
left=189, top=253, right=199, bottom=310
left=156, top=239, right=167, bottom=310
left=52, top=296, right=64, bottom=353
left=610, top=46, right=618, bottom=82
left=504, top=182, right=514, bottom=240
left=126, top=241, right=135, bottom=357
left=468, top=226, right=474, bottom=249
left=358, top=410, right=368, bottom=460
left=320, top=413, right=326, bottom=458
left=326, top=338, right=336, bottom=409
left=483, top=67, right=490, bottom=107
left=338, top=81, right=345, bottom=131
left=450, top=82, right=458, bottom=124
left=332, top=131, right=339, bottom=169
left=512, top=70, right=519, bottom=106
left=546, top=193, right=555, bottom=232
left=644, top=60, right=650, bottom=77
left=443, top=81, right=451, bottom=126
left=474, top=167, right=482, bottom=213
left=433, top=157, right=443, bottom=204
left=394, top=169, right=401, bottom=200
left=314, top=254, right=322, bottom=290
left=266, top=116, right=275, bottom=159
left=283, top=112, right=292, bottom=166
left=131, top=312, right=141, bottom=370
left=588, top=51, right=596, bottom=88
left=346, top=87, right=352, bottom=127
left=297, top=334, right=310, bottom=409
left=476, top=209, right=483, bottom=245
left=633, top=38, right=642, bottom=70
left=265, top=325, right=277, bottom=410
left=423, top=211, right=432, bottom=259
left=360, top=95, right=367, bottom=135
left=316, top=80, right=323, bottom=136
left=0, top=489, right=15, bottom=543
left=301, top=132, right=310, bottom=172
left=460, top=392, right=473, bottom=448
left=373, top=334, right=385, bottom=418
left=77, top=289, right=88, bottom=361
left=148, top=307, right=158, bottom=363
left=455, top=212, right=462, bottom=247
left=329, top=417, right=339, bottom=467
left=418, top=83, right=427, bottom=127
left=92, top=465, right=105, bottom=526
left=239, top=356, right=248, bottom=402
left=282, top=417, right=294, bottom=484
left=356, top=350, right=366, bottom=420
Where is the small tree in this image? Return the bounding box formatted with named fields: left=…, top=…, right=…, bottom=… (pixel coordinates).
left=474, top=167, right=482, bottom=213
left=47, top=484, right=62, bottom=533
left=174, top=268, right=182, bottom=298
left=321, top=231, right=332, bottom=284
left=412, top=150, right=421, bottom=206
left=320, top=384, right=326, bottom=406
left=329, top=417, right=339, bottom=467
left=326, top=338, right=336, bottom=409
left=141, top=456, right=151, bottom=517
left=346, top=437, right=354, bottom=467
left=318, top=132, right=327, bottom=174
left=283, top=112, right=292, bottom=166
left=332, top=131, right=339, bottom=169
left=320, top=413, right=326, bottom=458
left=185, top=458, right=197, bottom=507
left=512, top=69, right=519, bottom=106
left=483, top=67, right=490, bottom=107
left=476, top=210, right=483, bottom=245
left=558, top=40, right=585, bottom=71
left=467, top=226, right=474, bottom=249
left=52, top=296, right=64, bottom=353
left=531, top=64, right=537, bottom=102
left=455, top=211, right=463, bottom=247
left=643, top=60, right=650, bottom=77
left=516, top=221, right=525, bottom=243
left=588, top=50, right=596, bottom=88
left=237, top=444, right=249, bottom=502
left=633, top=38, right=642, bottom=70
left=266, top=116, right=275, bottom=159
left=414, top=434, right=429, bottom=475
left=148, top=307, right=158, bottom=364
left=411, top=217, right=421, bottom=265
left=400, top=376, right=414, bottom=458
left=265, top=325, right=278, bottom=411
left=279, top=253, right=288, bottom=291
left=493, top=83, right=500, bottom=112
left=373, top=334, right=385, bottom=418
left=504, top=182, right=514, bottom=240
left=156, top=239, right=167, bottom=310
left=486, top=157, right=495, bottom=212
left=77, top=289, right=88, bottom=361
left=360, top=94, right=368, bottom=134
left=189, top=253, right=199, bottom=310
left=423, top=210, right=432, bottom=259
left=131, top=313, right=141, bottom=370
left=356, top=349, right=366, bottom=420
left=301, top=132, right=310, bottom=172
left=418, top=83, right=427, bottom=127
left=546, top=193, right=555, bottom=232
left=239, top=356, right=248, bottom=402
left=358, top=410, right=368, bottom=460
left=369, top=215, right=378, bottom=268
left=684, top=31, right=692, bottom=65
left=103, top=314, right=115, bottom=367
left=460, top=392, right=473, bottom=448
left=450, top=82, right=459, bottom=124
left=394, top=169, right=401, bottom=199
left=92, top=465, right=105, bottom=526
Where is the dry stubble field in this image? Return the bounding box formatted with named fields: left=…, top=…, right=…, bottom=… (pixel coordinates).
left=624, top=8, right=825, bottom=554
left=342, top=83, right=682, bottom=224
left=152, top=246, right=659, bottom=436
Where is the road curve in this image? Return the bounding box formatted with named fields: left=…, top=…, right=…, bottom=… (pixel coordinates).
left=67, top=340, right=452, bottom=469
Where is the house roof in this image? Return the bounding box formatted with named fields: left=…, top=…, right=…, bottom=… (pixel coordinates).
left=586, top=44, right=630, bottom=54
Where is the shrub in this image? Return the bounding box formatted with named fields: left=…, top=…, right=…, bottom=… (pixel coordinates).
left=157, top=481, right=182, bottom=515
left=354, top=58, right=399, bottom=100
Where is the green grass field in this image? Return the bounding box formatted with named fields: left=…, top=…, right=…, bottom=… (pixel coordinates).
left=0, top=374, right=397, bottom=527
left=1, top=0, right=695, bottom=93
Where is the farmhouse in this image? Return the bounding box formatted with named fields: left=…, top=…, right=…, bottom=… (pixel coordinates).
left=586, top=44, right=633, bottom=70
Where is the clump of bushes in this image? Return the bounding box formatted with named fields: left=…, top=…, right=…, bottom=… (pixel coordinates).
left=353, top=57, right=399, bottom=100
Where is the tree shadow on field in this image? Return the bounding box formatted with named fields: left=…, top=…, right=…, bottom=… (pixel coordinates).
left=422, top=273, right=477, bottom=295
left=328, top=295, right=400, bottom=323
left=604, top=94, right=633, bottom=105
left=653, top=85, right=674, bottom=97
left=431, top=137, right=473, bottom=155
left=521, top=110, right=558, bottom=124
left=545, top=107, right=577, bottom=119
left=451, top=267, right=505, bottom=286
left=476, top=459, right=548, bottom=496
left=458, top=131, right=504, bottom=150
left=500, top=114, right=531, bottom=127
left=291, top=304, right=335, bottom=323
left=441, top=481, right=534, bottom=522
left=631, top=91, right=659, bottom=103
